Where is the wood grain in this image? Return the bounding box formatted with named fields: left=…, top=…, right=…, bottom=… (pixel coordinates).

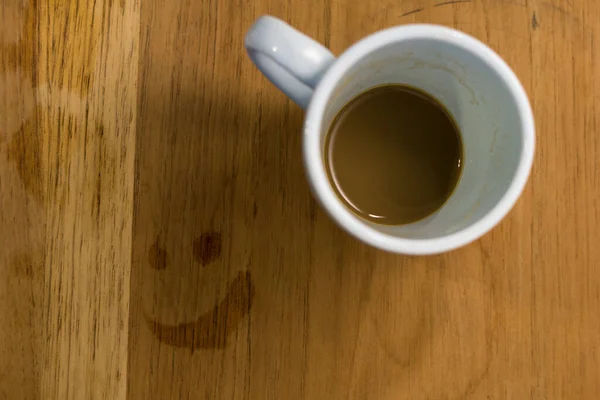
left=1, top=0, right=600, bottom=398
left=1, top=0, right=138, bottom=398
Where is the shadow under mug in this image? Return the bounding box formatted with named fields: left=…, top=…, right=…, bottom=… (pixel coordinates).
left=245, top=15, right=535, bottom=255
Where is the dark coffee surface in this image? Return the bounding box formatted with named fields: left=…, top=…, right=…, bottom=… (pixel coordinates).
left=325, top=84, right=463, bottom=225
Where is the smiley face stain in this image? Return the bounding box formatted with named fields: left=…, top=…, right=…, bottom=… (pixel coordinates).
left=145, top=270, right=255, bottom=351
left=148, top=239, right=167, bottom=270
left=192, top=231, right=222, bottom=266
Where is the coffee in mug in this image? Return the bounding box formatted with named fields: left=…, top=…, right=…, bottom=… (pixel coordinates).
left=325, top=84, right=463, bottom=225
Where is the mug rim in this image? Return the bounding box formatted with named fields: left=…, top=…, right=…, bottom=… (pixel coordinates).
left=303, top=24, right=535, bottom=255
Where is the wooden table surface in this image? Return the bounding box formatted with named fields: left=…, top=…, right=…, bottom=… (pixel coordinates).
left=1, top=0, right=599, bottom=398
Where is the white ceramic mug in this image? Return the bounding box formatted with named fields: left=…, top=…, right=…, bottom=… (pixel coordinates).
left=245, top=15, right=535, bottom=255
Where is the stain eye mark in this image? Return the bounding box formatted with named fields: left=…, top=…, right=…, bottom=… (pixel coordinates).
left=145, top=271, right=255, bottom=351
left=532, top=12, right=539, bottom=30
left=148, top=239, right=167, bottom=270
left=193, top=232, right=222, bottom=266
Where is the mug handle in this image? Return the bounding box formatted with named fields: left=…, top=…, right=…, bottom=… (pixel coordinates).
left=245, top=16, right=336, bottom=109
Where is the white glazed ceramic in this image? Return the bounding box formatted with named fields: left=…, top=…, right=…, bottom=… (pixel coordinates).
left=245, top=15, right=535, bottom=255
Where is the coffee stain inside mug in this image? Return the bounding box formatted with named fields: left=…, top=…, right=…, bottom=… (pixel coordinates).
left=145, top=271, right=255, bottom=351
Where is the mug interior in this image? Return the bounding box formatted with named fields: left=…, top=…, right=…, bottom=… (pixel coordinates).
left=305, top=25, right=534, bottom=251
